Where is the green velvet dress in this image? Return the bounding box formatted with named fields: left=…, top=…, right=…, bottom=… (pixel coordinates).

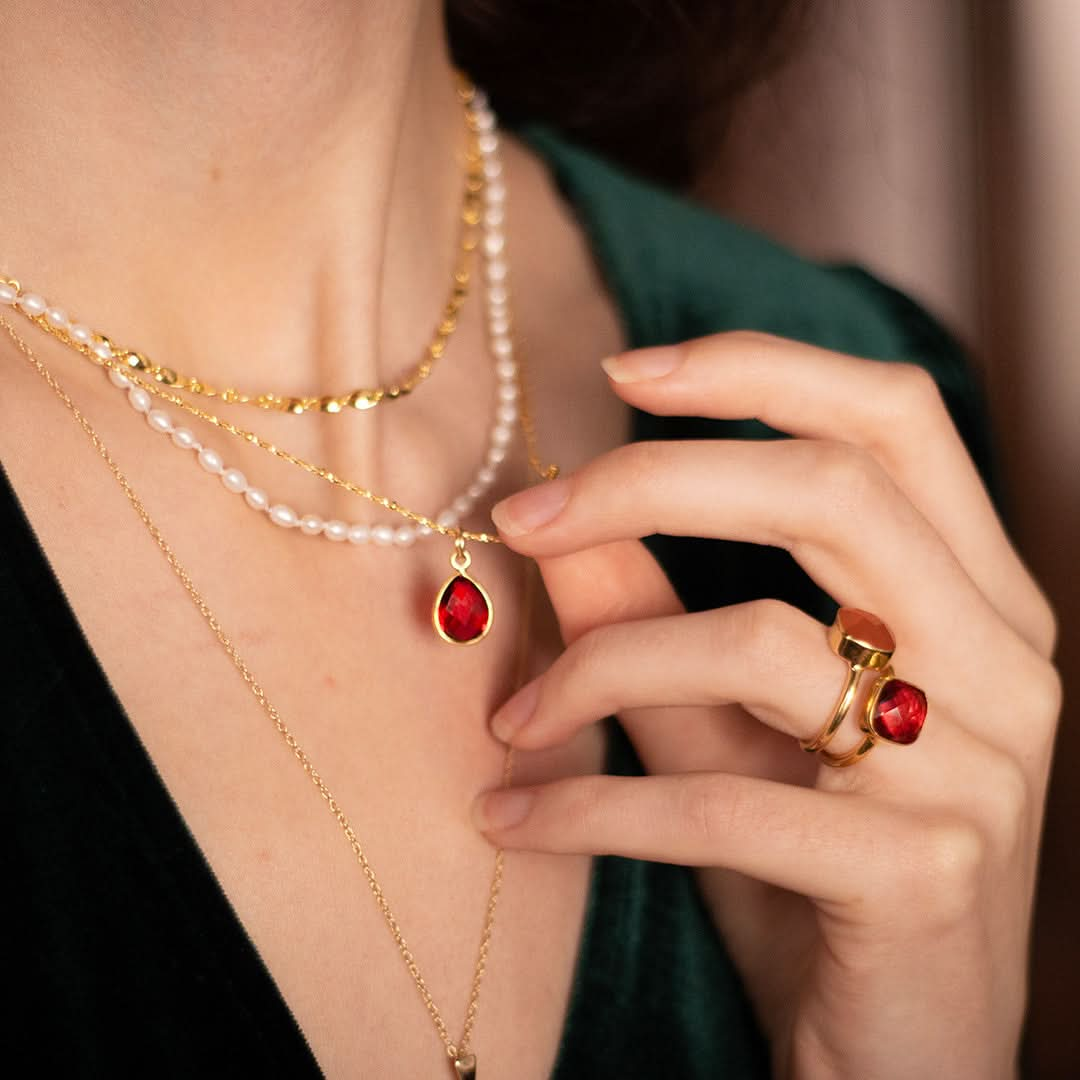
left=2, top=125, right=996, bottom=1077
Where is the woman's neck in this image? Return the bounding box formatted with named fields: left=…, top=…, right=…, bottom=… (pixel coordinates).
left=0, top=1, right=462, bottom=391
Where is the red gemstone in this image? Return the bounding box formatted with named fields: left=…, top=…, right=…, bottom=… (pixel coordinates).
left=871, top=679, right=927, bottom=744
left=437, top=575, right=490, bottom=643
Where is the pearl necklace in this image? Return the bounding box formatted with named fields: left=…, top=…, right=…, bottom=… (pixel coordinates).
left=0, top=90, right=516, bottom=550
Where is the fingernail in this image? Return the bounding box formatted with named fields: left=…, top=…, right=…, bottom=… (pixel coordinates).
left=600, top=348, right=683, bottom=383
left=472, top=788, right=535, bottom=831
left=491, top=476, right=569, bottom=537
left=491, top=679, right=540, bottom=743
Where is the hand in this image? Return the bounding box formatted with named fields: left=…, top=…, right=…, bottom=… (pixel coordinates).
left=474, top=332, right=1060, bottom=1079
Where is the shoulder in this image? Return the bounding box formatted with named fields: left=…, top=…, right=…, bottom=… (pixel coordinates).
left=516, top=123, right=998, bottom=494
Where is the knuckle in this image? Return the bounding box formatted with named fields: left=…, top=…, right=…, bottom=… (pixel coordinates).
left=888, top=360, right=943, bottom=415
left=787, top=440, right=888, bottom=545
left=977, top=751, right=1032, bottom=856
left=557, top=625, right=618, bottom=712
left=559, top=777, right=611, bottom=840
left=609, top=439, right=669, bottom=490
left=677, top=776, right=740, bottom=846
left=902, top=818, right=987, bottom=926
left=1031, top=658, right=1065, bottom=726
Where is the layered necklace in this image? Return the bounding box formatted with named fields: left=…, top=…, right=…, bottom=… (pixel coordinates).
left=1, top=76, right=553, bottom=1076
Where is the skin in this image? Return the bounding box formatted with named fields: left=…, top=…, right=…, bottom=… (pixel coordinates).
left=478, top=334, right=1061, bottom=1077
left=0, top=2, right=1059, bottom=1078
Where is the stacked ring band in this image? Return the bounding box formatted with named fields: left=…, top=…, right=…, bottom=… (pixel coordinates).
left=803, top=607, right=928, bottom=768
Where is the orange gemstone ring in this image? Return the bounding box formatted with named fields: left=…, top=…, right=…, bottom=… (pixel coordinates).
left=802, top=607, right=928, bottom=768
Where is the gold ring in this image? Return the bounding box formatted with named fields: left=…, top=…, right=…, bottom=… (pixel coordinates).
left=801, top=607, right=895, bottom=754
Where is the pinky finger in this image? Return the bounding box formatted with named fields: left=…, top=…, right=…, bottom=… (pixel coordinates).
left=473, top=772, right=966, bottom=908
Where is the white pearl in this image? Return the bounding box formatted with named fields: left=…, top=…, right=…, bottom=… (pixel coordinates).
left=489, top=316, right=511, bottom=337
left=497, top=382, right=518, bottom=402
left=478, top=133, right=499, bottom=157
left=127, top=386, right=152, bottom=413
left=495, top=359, right=517, bottom=381
left=485, top=259, right=508, bottom=283
left=484, top=205, right=505, bottom=229
left=16, top=293, right=46, bottom=316
left=496, top=402, right=518, bottom=425
left=394, top=525, right=417, bottom=547
left=474, top=108, right=495, bottom=132
left=324, top=519, right=349, bottom=542
left=0, top=283, right=17, bottom=305
left=221, top=467, right=248, bottom=494
left=486, top=445, right=507, bottom=466
left=108, top=368, right=132, bottom=390
left=452, top=494, right=474, bottom=516
left=472, top=90, right=489, bottom=111
left=483, top=231, right=505, bottom=257
left=300, top=514, right=324, bottom=536
left=492, top=336, right=513, bottom=358
left=477, top=465, right=497, bottom=486
left=483, top=157, right=503, bottom=180
left=416, top=523, right=433, bottom=538
left=484, top=180, right=506, bottom=205
left=197, top=447, right=224, bottom=474
left=68, top=324, right=93, bottom=345
left=487, top=284, right=508, bottom=305
left=244, top=487, right=269, bottom=511
left=372, top=524, right=395, bottom=547
left=93, top=340, right=113, bottom=361
left=467, top=482, right=485, bottom=500
left=491, top=424, right=513, bottom=447
left=269, top=503, right=299, bottom=528
left=347, top=523, right=370, bottom=545
left=146, top=409, right=173, bottom=435
left=45, top=307, right=69, bottom=330
left=171, top=427, right=199, bottom=451
left=436, top=509, right=459, bottom=529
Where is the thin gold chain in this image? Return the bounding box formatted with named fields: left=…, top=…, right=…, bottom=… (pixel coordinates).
left=2, top=313, right=536, bottom=1064
left=0, top=81, right=486, bottom=416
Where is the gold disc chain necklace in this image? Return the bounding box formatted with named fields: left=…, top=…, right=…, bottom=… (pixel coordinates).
left=47, top=74, right=488, bottom=417
left=2, top=314, right=532, bottom=1077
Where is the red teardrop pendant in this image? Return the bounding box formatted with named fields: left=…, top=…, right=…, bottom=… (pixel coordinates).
left=433, top=538, right=493, bottom=645
left=436, top=575, right=491, bottom=643
left=870, top=678, right=927, bottom=744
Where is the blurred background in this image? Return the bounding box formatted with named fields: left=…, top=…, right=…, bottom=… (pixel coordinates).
left=699, top=2, right=1078, bottom=1073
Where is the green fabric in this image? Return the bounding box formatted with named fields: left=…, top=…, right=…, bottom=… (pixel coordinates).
left=3, top=125, right=997, bottom=1078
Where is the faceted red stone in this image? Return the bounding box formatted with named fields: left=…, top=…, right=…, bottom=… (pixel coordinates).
left=838, top=607, right=895, bottom=652
left=871, top=679, right=927, bottom=744
left=437, top=575, right=490, bottom=643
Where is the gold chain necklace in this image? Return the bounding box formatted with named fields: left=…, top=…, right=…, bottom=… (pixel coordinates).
left=2, top=310, right=556, bottom=644
left=16, top=76, right=485, bottom=416
left=3, top=317, right=534, bottom=1077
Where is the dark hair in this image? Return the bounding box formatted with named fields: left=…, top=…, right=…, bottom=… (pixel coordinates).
left=446, top=0, right=807, bottom=187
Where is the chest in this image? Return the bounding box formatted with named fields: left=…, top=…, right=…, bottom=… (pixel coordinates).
left=1, top=319, right=630, bottom=1079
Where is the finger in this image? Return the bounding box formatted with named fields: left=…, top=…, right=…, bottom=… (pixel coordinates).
left=494, top=599, right=850, bottom=750
left=493, top=437, right=1019, bottom=667
left=535, top=544, right=798, bottom=781
left=601, top=331, right=1053, bottom=655
left=471, top=770, right=937, bottom=907
left=492, top=593, right=1033, bottom=805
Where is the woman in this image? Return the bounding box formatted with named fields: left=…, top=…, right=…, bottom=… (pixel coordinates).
left=0, top=2, right=1059, bottom=1077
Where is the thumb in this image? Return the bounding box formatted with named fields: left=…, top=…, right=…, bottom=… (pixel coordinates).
left=535, top=539, right=748, bottom=776
left=536, top=538, right=684, bottom=645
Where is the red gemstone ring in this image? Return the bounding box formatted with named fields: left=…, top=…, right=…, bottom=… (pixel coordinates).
left=803, top=607, right=928, bottom=769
